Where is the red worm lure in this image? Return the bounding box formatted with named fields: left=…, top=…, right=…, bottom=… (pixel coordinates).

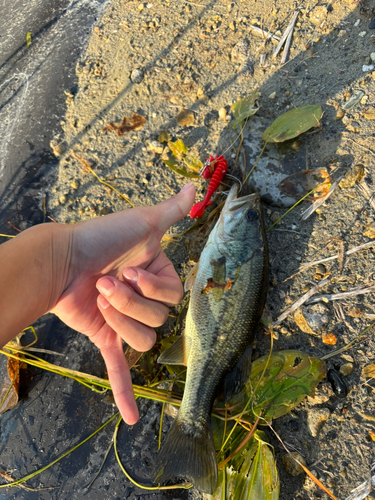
left=190, top=154, right=228, bottom=218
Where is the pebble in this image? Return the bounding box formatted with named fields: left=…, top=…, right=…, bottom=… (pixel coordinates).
left=270, top=211, right=280, bottom=223
left=307, top=407, right=330, bottom=437
left=364, top=222, right=375, bottom=238
left=50, top=141, right=67, bottom=157
left=363, top=64, right=375, bottom=72
left=59, top=194, right=67, bottom=205
left=342, top=91, right=365, bottom=111
left=218, top=107, right=227, bottom=120
left=282, top=452, right=306, bottom=476
left=307, top=382, right=333, bottom=405
left=71, top=180, right=80, bottom=190
left=358, top=31, right=367, bottom=37
left=369, top=19, right=375, bottom=29
left=364, top=106, right=375, bottom=119
left=175, top=109, right=195, bottom=127
left=340, top=363, right=354, bottom=376
left=268, top=91, right=276, bottom=99
left=130, top=68, right=143, bottom=83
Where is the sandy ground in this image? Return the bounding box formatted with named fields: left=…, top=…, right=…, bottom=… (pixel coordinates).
left=2, top=0, right=375, bottom=498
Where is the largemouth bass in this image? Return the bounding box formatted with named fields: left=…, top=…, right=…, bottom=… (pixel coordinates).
left=154, top=185, right=268, bottom=494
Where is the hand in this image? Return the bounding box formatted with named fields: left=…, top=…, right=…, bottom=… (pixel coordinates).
left=51, top=183, right=195, bottom=424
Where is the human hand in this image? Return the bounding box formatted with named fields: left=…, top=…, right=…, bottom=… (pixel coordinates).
left=51, top=183, right=195, bottom=424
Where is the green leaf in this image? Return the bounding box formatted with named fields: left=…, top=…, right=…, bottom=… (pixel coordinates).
left=168, top=139, right=188, bottom=159
left=232, top=91, right=260, bottom=128
left=183, top=155, right=203, bottom=172
left=229, top=350, right=326, bottom=422
left=26, top=32, right=32, bottom=47
left=162, top=157, right=200, bottom=178
left=262, top=105, right=323, bottom=143
left=212, top=431, right=279, bottom=500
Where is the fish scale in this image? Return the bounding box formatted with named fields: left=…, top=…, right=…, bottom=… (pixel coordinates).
left=154, top=185, right=268, bottom=494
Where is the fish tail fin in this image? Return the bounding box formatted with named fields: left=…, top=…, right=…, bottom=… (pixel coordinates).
left=153, top=415, right=218, bottom=494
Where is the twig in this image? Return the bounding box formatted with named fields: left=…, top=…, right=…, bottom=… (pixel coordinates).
left=7, top=222, right=21, bottom=232
left=273, top=10, right=299, bottom=59
left=287, top=241, right=375, bottom=280
left=345, top=138, right=375, bottom=158
left=248, top=25, right=280, bottom=42
left=300, top=174, right=346, bottom=221
left=321, top=321, right=375, bottom=360
left=71, top=151, right=134, bottom=207
left=306, top=284, right=375, bottom=306
left=272, top=279, right=329, bottom=327
left=281, top=12, right=299, bottom=64
left=357, top=182, right=375, bottom=211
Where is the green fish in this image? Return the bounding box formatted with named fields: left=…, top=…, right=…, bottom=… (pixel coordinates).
left=154, top=185, right=268, bottom=494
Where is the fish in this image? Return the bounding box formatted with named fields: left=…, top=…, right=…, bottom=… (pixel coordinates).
left=153, top=185, right=268, bottom=494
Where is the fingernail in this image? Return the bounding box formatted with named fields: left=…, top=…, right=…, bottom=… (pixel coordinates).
left=97, top=294, right=110, bottom=309
left=97, top=278, right=115, bottom=296
left=123, top=268, right=138, bottom=282
left=180, top=182, right=193, bottom=193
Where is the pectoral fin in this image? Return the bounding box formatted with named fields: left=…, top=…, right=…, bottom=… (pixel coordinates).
left=157, top=335, right=191, bottom=366
left=184, top=261, right=199, bottom=292
left=224, top=345, right=253, bottom=401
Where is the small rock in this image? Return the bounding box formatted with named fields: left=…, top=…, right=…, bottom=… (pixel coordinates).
left=354, top=19, right=361, bottom=27
left=359, top=31, right=367, bottom=37
left=137, top=3, right=144, bottom=11
left=204, top=110, right=219, bottom=126
left=307, top=382, right=333, bottom=405
left=364, top=106, right=375, bottom=119
left=322, top=333, right=337, bottom=345
left=342, top=91, right=365, bottom=111
left=146, top=140, right=164, bottom=154
left=218, top=108, right=227, bottom=120
left=268, top=91, right=276, bottom=99
left=363, top=64, right=375, bottom=72
left=130, top=68, right=143, bottom=83
left=270, top=211, right=280, bottom=223
left=334, top=109, right=345, bottom=121
left=307, top=408, right=330, bottom=437
left=71, top=180, right=80, bottom=190
left=175, top=109, right=195, bottom=127
left=50, top=140, right=67, bottom=157
left=370, top=19, right=375, bottom=29
left=282, top=452, right=306, bottom=477
left=364, top=222, right=375, bottom=238
left=59, top=194, right=67, bottom=205
left=340, top=363, right=354, bottom=376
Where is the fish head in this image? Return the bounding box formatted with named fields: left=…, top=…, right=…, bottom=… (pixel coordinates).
left=213, top=185, right=266, bottom=266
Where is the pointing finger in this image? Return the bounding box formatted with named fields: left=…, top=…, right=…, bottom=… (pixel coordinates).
left=89, top=323, right=139, bottom=425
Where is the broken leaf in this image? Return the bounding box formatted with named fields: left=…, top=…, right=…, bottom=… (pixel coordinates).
left=363, top=364, right=375, bottom=379
left=278, top=169, right=331, bottom=201
left=229, top=350, right=326, bottom=422
left=184, top=155, right=203, bottom=172
left=212, top=431, right=279, bottom=500
left=232, top=90, right=260, bottom=128
left=168, top=139, right=188, bottom=159
left=26, top=32, right=32, bottom=47
left=262, top=105, right=323, bottom=143
left=162, top=157, right=200, bottom=178
left=294, top=309, right=315, bottom=334
left=0, top=358, right=20, bottom=414
left=158, top=130, right=170, bottom=143
left=101, top=113, right=146, bottom=136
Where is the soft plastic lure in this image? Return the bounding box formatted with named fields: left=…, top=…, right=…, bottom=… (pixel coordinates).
left=190, top=155, right=228, bottom=218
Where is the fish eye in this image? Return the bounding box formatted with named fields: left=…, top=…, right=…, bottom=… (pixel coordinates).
left=246, top=210, right=258, bottom=221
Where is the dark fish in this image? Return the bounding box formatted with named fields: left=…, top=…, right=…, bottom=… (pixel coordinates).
left=153, top=185, right=268, bottom=494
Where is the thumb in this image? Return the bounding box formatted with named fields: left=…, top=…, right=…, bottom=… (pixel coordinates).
left=149, top=182, right=196, bottom=235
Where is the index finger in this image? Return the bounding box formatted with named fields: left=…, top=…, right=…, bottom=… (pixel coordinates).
left=91, top=323, right=139, bottom=425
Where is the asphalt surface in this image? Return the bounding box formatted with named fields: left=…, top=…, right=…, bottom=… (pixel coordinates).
left=0, top=1, right=165, bottom=499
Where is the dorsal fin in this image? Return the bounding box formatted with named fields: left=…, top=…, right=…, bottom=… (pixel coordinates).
left=157, top=335, right=191, bottom=366
left=184, top=261, right=200, bottom=292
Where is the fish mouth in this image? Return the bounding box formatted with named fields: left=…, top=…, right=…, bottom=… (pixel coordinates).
left=223, top=185, right=260, bottom=217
